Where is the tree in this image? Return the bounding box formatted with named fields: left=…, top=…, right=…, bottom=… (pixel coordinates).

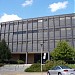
left=50, top=40, right=75, bottom=62
left=0, top=39, right=11, bottom=62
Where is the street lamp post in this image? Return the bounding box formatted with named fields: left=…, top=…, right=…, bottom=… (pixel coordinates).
left=40, top=43, right=43, bottom=72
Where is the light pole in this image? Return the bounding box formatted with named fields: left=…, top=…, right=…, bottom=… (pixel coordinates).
left=40, top=43, right=43, bottom=72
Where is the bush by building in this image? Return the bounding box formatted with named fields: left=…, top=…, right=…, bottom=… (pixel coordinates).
left=50, top=40, right=75, bottom=63
left=25, top=63, right=41, bottom=72
left=25, top=60, right=67, bottom=72
left=0, top=39, right=11, bottom=63
left=0, top=63, right=4, bottom=67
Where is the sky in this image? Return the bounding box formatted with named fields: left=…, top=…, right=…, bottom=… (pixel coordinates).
left=0, top=0, right=75, bottom=22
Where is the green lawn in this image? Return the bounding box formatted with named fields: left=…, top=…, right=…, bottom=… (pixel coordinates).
left=68, top=64, right=75, bottom=68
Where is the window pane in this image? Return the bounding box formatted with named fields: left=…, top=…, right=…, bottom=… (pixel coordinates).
left=22, top=42, right=26, bottom=52
left=33, top=41, right=37, bottom=52
left=49, top=18, right=54, bottom=28
left=60, top=17, right=65, bottom=27
left=72, top=16, right=75, bottom=27
left=66, top=17, right=71, bottom=27
left=67, top=28, right=72, bottom=38
left=61, top=28, right=66, bottom=38
left=54, top=17, right=59, bottom=28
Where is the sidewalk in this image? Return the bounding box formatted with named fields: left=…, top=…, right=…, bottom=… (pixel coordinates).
left=0, top=72, right=47, bottom=75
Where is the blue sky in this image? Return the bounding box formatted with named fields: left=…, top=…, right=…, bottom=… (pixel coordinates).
left=0, top=0, right=75, bottom=22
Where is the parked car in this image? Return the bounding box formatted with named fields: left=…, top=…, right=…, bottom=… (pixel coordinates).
left=47, top=65, right=75, bottom=75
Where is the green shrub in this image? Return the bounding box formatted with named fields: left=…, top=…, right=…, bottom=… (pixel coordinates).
left=68, top=64, right=75, bottom=68
left=0, top=63, right=4, bottom=67
left=53, top=60, right=66, bottom=66
left=43, top=60, right=67, bottom=71
left=25, top=63, right=41, bottom=72
left=9, top=60, right=17, bottom=64
left=43, top=60, right=54, bottom=71
left=25, top=60, right=67, bottom=72
left=17, top=59, right=24, bottom=64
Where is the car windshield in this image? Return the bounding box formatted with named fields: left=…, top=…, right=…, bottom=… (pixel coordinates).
left=60, top=66, right=71, bottom=69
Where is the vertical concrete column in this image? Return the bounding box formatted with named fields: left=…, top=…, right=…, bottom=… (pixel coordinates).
left=48, top=52, right=50, bottom=60
left=26, top=52, right=28, bottom=64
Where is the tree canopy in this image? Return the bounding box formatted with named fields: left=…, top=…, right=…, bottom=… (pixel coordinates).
left=50, top=40, right=75, bottom=61
left=0, top=39, right=11, bottom=62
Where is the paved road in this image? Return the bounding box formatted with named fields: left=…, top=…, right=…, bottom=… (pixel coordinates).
left=0, top=72, right=47, bottom=75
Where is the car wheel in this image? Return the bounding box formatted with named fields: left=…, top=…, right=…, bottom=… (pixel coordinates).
left=47, top=72, right=50, bottom=75
left=58, top=73, right=62, bottom=75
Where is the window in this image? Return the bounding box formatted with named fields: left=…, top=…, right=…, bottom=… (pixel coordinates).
left=54, top=17, right=59, bottom=28
left=18, top=21, right=22, bottom=31
left=5, top=25, right=9, bottom=32
left=66, top=28, right=72, bottom=38
left=22, top=42, right=26, bottom=52
left=60, top=17, right=65, bottom=27
left=61, top=28, right=66, bottom=38
left=66, top=17, right=71, bottom=27
left=49, top=18, right=54, bottom=28
left=13, top=42, right=17, bottom=52
left=14, top=25, right=18, bottom=32
left=1, top=24, right=5, bottom=33
left=33, top=41, right=37, bottom=51
left=28, top=41, right=32, bottom=52
left=10, top=25, right=13, bottom=32
left=43, top=18, right=48, bottom=29
left=38, top=19, right=42, bottom=29
left=33, top=19, right=37, bottom=30
left=72, top=16, right=75, bottom=27
left=55, top=30, right=60, bottom=39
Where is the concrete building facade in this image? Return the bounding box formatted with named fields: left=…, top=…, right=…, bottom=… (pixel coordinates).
left=0, top=13, right=75, bottom=63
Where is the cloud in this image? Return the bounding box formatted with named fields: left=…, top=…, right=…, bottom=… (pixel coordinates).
left=0, top=13, right=22, bottom=22
left=22, top=0, right=33, bottom=7
left=48, top=1, right=68, bottom=12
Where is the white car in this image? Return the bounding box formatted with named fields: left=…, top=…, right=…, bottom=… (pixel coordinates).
left=47, top=65, right=75, bottom=75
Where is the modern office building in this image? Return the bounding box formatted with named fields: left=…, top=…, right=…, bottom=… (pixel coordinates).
left=0, top=13, right=75, bottom=64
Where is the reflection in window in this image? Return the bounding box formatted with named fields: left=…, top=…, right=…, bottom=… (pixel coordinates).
left=5, top=34, right=8, bottom=42
left=1, top=25, right=5, bottom=33
left=66, top=28, right=72, bottom=38
left=18, top=22, right=22, bottom=31
left=9, top=33, right=13, bottom=42
left=28, top=22, right=32, bottom=30
left=50, top=40, right=54, bottom=51
left=6, top=25, right=9, bottom=32
left=33, top=41, right=37, bottom=51
left=14, top=25, right=17, bottom=32
left=60, top=17, right=65, bottom=27
left=49, top=18, right=54, bottom=28
left=13, top=34, right=17, bottom=42
left=38, top=19, right=43, bottom=22
left=61, top=28, right=66, bottom=38
left=22, top=42, right=26, bottom=52
left=10, top=25, right=13, bottom=32
left=55, top=31, right=60, bottom=39
left=72, top=16, right=75, bottom=26
left=28, top=41, right=32, bottom=52
left=54, top=17, right=59, bottom=28
left=13, top=42, right=17, bottom=52
left=9, top=43, right=12, bottom=52
left=66, top=17, right=71, bottom=27
left=1, top=34, right=4, bottom=40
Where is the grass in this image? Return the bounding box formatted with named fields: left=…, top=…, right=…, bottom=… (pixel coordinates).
left=68, top=64, right=75, bottom=68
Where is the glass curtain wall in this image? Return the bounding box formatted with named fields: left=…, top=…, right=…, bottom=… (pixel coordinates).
left=0, top=13, right=75, bottom=53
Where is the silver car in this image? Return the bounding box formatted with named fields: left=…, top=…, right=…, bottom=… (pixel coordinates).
left=47, top=65, right=75, bottom=75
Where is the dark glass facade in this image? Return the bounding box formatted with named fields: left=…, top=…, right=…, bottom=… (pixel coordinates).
left=0, top=13, right=75, bottom=63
